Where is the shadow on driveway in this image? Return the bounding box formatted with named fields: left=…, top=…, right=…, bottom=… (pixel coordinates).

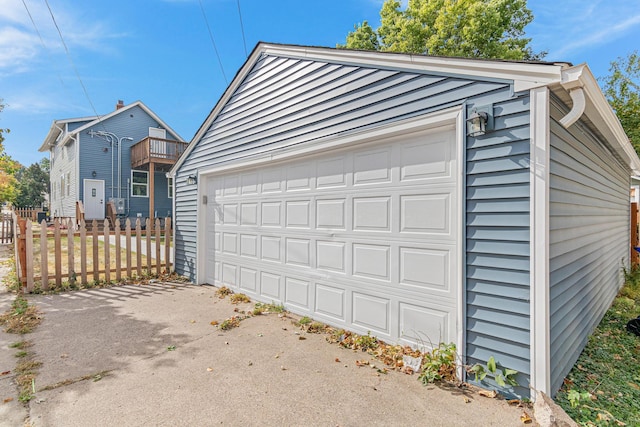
left=25, top=283, right=528, bottom=426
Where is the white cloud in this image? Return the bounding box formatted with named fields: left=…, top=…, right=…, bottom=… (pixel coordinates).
left=529, top=0, right=640, bottom=59
left=0, top=0, right=120, bottom=73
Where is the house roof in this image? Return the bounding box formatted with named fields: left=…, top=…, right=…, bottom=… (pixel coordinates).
left=170, top=42, right=640, bottom=176
left=39, top=100, right=185, bottom=152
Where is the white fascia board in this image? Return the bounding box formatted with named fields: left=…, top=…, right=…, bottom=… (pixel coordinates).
left=561, top=64, right=640, bottom=174
left=530, top=86, right=551, bottom=395
left=260, top=44, right=565, bottom=92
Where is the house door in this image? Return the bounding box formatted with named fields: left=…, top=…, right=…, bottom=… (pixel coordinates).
left=83, top=179, right=105, bottom=220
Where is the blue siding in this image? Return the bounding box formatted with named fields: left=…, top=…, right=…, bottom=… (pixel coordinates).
left=465, top=95, right=531, bottom=397
left=548, top=95, right=629, bottom=395
left=175, top=52, right=533, bottom=394
left=78, top=105, right=173, bottom=221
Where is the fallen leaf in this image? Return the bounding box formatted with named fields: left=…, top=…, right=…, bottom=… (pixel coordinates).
left=335, top=358, right=341, bottom=363
left=248, top=361, right=253, bottom=366
left=257, top=333, right=263, bottom=337
left=520, top=412, right=532, bottom=424
left=190, top=320, right=196, bottom=324
left=206, top=367, right=213, bottom=372
left=462, top=396, right=470, bottom=403
left=478, top=389, right=498, bottom=398
left=167, top=345, right=176, bottom=351
left=355, top=360, right=369, bottom=367
left=210, top=321, right=219, bottom=326
left=274, top=354, right=280, bottom=359
left=298, top=336, right=306, bottom=340
left=3, top=397, right=14, bottom=404
left=280, top=366, right=286, bottom=370
left=629, top=382, right=640, bottom=390
left=0, top=371, right=10, bottom=376
left=507, top=399, right=520, bottom=406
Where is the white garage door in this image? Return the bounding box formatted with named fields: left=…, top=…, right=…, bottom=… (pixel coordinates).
left=204, top=127, right=459, bottom=347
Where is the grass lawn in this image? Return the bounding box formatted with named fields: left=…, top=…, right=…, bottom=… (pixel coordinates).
left=554, top=267, right=640, bottom=426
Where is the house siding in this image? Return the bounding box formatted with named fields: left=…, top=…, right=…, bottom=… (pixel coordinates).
left=465, top=94, right=532, bottom=397
left=175, top=53, right=533, bottom=392
left=548, top=96, right=629, bottom=394
left=50, top=137, right=77, bottom=219
left=79, top=105, right=173, bottom=220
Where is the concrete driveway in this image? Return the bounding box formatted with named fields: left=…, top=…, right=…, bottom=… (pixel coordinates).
left=0, top=281, right=534, bottom=427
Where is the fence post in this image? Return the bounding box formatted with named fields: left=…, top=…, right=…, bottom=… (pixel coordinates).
left=164, top=217, right=171, bottom=274
left=135, top=219, right=142, bottom=277
left=146, top=218, right=152, bottom=274
left=125, top=219, right=132, bottom=279
left=155, top=218, right=161, bottom=276
left=67, top=219, right=75, bottom=286
left=92, top=220, right=99, bottom=282
left=54, top=220, right=62, bottom=287
left=80, top=220, right=87, bottom=285
left=104, top=219, right=110, bottom=284
left=115, top=219, right=121, bottom=283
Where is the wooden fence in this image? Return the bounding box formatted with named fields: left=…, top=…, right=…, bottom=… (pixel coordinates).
left=14, top=215, right=172, bottom=293
left=14, top=207, right=42, bottom=222
left=0, top=212, right=13, bottom=243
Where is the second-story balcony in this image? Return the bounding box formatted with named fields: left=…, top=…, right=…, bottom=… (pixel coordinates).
left=130, top=137, right=189, bottom=171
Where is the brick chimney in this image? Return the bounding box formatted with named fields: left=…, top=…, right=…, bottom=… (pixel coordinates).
left=116, top=100, right=124, bottom=110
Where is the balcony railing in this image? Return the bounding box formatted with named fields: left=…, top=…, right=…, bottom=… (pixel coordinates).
left=130, top=137, right=188, bottom=170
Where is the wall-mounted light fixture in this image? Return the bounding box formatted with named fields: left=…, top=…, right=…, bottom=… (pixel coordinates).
left=466, top=105, right=494, bottom=137
left=92, top=170, right=97, bottom=178
left=187, top=174, right=197, bottom=185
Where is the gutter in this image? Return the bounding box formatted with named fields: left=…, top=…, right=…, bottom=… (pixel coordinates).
left=559, top=64, right=640, bottom=175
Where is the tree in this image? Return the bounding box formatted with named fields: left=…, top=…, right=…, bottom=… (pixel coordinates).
left=603, top=52, right=640, bottom=155
left=14, top=159, right=50, bottom=209
left=0, top=100, right=19, bottom=205
left=339, top=0, right=545, bottom=61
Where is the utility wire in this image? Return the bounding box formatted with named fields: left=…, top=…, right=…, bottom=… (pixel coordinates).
left=236, top=0, right=248, bottom=58
left=198, top=0, right=228, bottom=84
left=21, top=0, right=67, bottom=90
left=43, top=0, right=105, bottom=130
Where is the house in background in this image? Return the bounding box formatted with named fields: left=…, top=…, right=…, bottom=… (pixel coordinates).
left=39, top=100, right=187, bottom=224
left=170, top=43, right=640, bottom=398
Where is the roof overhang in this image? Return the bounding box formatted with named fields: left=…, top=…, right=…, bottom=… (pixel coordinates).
left=170, top=42, right=640, bottom=176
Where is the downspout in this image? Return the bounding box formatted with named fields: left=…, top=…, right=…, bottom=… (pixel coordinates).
left=559, top=65, right=586, bottom=128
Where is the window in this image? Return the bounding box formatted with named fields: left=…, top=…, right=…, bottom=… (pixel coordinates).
left=60, top=175, right=65, bottom=198
left=66, top=172, right=70, bottom=197
left=131, top=170, right=148, bottom=197
left=168, top=177, right=173, bottom=199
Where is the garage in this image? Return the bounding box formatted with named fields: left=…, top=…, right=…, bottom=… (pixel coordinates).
left=203, top=124, right=461, bottom=347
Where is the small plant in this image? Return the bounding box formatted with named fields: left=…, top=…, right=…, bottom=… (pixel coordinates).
left=354, top=331, right=378, bottom=351
left=230, top=293, right=250, bottom=304
left=253, top=302, right=285, bottom=313
left=469, top=356, right=518, bottom=388
left=219, top=316, right=242, bottom=330
left=418, top=342, right=457, bottom=384
left=9, top=341, right=30, bottom=349
left=306, top=322, right=326, bottom=334
left=566, top=389, right=592, bottom=408
left=298, top=316, right=312, bottom=325
left=14, top=351, right=28, bottom=358
left=0, top=295, right=42, bottom=334
left=215, top=286, right=233, bottom=299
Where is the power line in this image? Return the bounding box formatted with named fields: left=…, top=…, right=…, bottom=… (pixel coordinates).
left=43, top=0, right=105, bottom=130
left=198, top=0, right=228, bottom=84
left=237, top=0, right=248, bottom=58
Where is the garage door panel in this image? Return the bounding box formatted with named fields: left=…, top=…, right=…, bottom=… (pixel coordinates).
left=315, top=283, right=346, bottom=321
left=399, top=303, right=452, bottom=348
left=205, top=126, right=459, bottom=346
left=353, top=292, right=391, bottom=335
left=260, top=271, right=281, bottom=301
left=285, top=277, right=310, bottom=310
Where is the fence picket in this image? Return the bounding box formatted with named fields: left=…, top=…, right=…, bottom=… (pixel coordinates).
left=67, top=219, right=75, bottom=286
left=104, top=219, right=110, bottom=284
left=92, top=220, right=99, bottom=282
left=135, top=219, right=142, bottom=277
left=40, top=220, right=48, bottom=290
left=125, top=219, right=132, bottom=279
left=155, top=218, right=161, bottom=276
left=54, top=220, right=62, bottom=287
left=80, top=220, right=87, bottom=285
left=164, top=217, right=171, bottom=273
left=26, top=221, right=33, bottom=292
left=146, top=218, right=152, bottom=274
left=115, top=219, right=121, bottom=282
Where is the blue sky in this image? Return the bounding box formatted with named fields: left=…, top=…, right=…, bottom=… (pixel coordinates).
left=1, top=0, right=639, bottom=166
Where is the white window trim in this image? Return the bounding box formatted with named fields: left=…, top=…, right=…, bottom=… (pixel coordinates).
left=131, top=170, right=149, bottom=198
